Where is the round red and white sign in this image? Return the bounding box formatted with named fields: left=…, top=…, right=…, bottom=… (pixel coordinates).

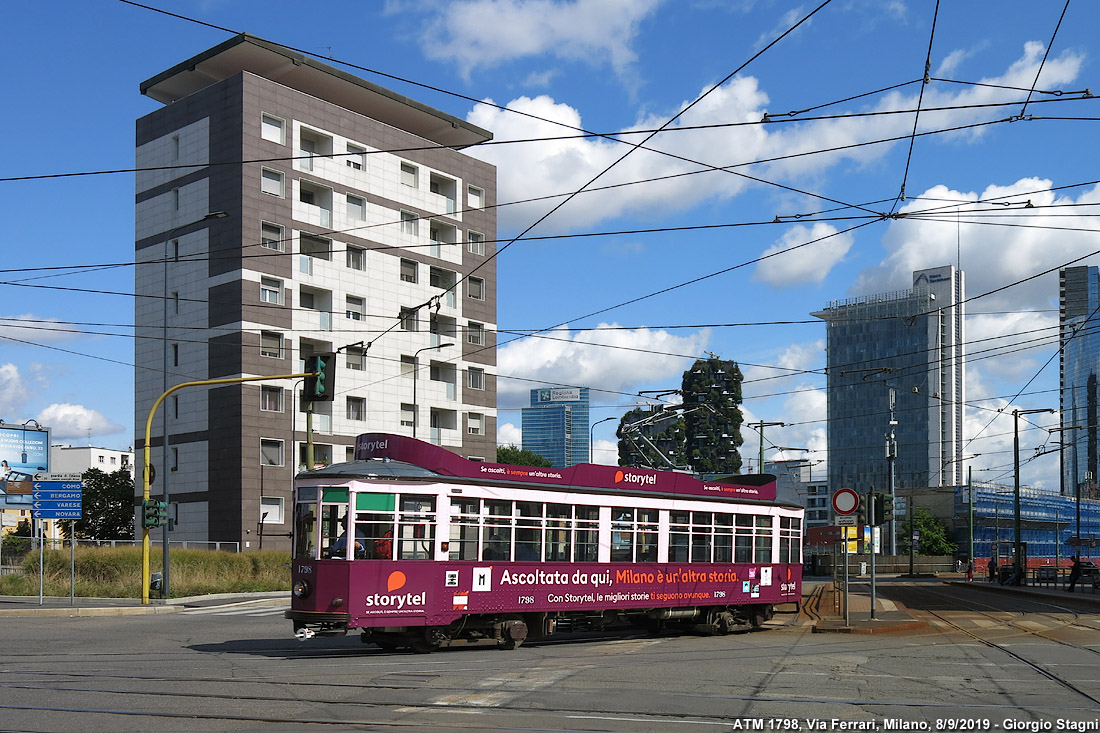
left=832, top=488, right=860, bottom=515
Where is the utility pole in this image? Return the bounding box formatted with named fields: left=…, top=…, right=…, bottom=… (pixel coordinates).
left=887, top=388, right=898, bottom=556
left=749, top=421, right=785, bottom=473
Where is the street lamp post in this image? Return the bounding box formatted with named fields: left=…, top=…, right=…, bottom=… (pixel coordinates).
left=412, top=343, right=453, bottom=439
left=590, top=416, right=616, bottom=463
left=161, top=211, right=228, bottom=597
left=1013, top=408, right=1056, bottom=585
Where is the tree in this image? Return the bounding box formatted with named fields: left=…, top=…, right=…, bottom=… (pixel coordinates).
left=616, top=356, right=744, bottom=474
left=59, top=468, right=136, bottom=540
left=898, top=506, right=957, bottom=556
left=496, top=445, right=552, bottom=467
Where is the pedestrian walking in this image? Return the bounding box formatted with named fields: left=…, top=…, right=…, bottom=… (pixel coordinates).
left=1067, top=556, right=1083, bottom=592
left=967, top=560, right=974, bottom=582
left=988, top=557, right=997, bottom=583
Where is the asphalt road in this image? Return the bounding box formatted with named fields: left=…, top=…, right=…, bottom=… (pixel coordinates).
left=1, top=582, right=1099, bottom=732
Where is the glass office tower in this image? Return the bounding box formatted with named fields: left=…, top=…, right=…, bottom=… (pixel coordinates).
left=521, top=388, right=590, bottom=467
left=1060, top=266, right=1100, bottom=502
left=813, top=266, right=965, bottom=493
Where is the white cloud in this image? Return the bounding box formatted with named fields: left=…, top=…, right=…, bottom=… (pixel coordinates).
left=497, top=421, right=522, bottom=448
left=852, top=179, right=1100, bottom=311
left=497, top=323, right=709, bottom=407
left=35, top=403, right=124, bottom=440
left=591, top=438, right=618, bottom=465
left=0, top=314, right=79, bottom=343
left=753, top=223, right=854, bottom=286
left=0, top=364, right=30, bottom=416
left=467, top=44, right=1084, bottom=235
left=418, top=0, right=664, bottom=80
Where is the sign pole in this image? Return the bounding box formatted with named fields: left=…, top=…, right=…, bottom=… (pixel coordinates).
left=843, top=529, right=850, bottom=627
left=869, top=491, right=877, bottom=620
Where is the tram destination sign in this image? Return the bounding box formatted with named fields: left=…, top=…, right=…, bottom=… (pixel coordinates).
left=31, top=476, right=84, bottom=519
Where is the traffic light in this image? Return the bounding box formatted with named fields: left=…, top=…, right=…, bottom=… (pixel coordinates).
left=871, top=492, right=885, bottom=526
left=304, top=353, right=336, bottom=402
left=142, top=499, right=168, bottom=528
left=881, top=493, right=895, bottom=522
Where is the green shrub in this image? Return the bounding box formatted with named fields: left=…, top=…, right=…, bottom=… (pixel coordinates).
left=0, top=547, right=291, bottom=598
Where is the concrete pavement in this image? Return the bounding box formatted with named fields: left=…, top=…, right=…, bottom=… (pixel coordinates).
left=0, top=591, right=288, bottom=617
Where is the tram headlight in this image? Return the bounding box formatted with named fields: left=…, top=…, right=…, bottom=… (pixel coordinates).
left=292, top=580, right=311, bottom=599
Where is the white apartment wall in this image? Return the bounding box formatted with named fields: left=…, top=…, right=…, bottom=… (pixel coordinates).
left=135, top=118, right=210, bottom=193
left=50, top=446, right=135, bottom=474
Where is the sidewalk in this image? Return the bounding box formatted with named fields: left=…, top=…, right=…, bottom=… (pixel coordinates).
left=0, top=591, right=287, bottom=617
left=805, top=580, right=928, bottom=634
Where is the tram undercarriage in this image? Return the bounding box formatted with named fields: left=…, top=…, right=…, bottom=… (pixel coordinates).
left=290, top=604, right=775, bottom=653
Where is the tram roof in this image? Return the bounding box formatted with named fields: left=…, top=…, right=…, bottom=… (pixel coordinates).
left=296, top=433, right=791, bottom=507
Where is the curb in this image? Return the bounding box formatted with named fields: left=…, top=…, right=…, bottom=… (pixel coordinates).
left=0, top=604, right=183, bottom=618
left=812, top=619, right=928, bottom=634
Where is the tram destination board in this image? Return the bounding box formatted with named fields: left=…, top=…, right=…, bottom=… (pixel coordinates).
left=31, top=478, right=84, bottom=520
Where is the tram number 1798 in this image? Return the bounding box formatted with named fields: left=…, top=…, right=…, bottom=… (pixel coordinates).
left=518, top=595, right=535, bottom=604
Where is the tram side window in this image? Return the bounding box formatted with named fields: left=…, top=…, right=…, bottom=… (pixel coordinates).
left=321, top=504, right=350, bottom=559
left=449, top=498, right=480, bottom=561
left=544, top=503, right=571, bottom=561
left=734, top=515, right=753, bottom=563
left=397, top=495, right=436, bottom=560
left=714, top=513, right=733, bottom=563
left=779, top=516, right=801, bottom=564
left=610, top=509, right=634, bottom=562
left=611, top=508, right=658, bottom=562
left=354, top=510, right=395, bottom=559
left=755, top=516, right=774, bottom=563
left=691, top=512, right=713, bottom=562
left=574, top=505, right=599, bottom=562
left=515, top=501, right=543, bottom=561
left=669, top=511, right=690, bottom=562
left=483, top=500, right=512, bottom=561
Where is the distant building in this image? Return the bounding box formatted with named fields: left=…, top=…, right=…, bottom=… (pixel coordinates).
left=51, top=445, right=134, bottom=475
left=522, top=388, right=590, bottom=467
left=1060, top=266, right=1100, bottom=504
left=765, top=459, right=829, bottom=529
left=133, top=35, right=497, bottom=549
left=813, top=265, right=965, bottom=494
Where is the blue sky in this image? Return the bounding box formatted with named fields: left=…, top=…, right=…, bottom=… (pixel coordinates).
left=3, top=1, right=1099, bottom=488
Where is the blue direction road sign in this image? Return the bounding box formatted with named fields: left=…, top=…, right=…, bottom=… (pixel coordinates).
left=31, top=480, right=83, bottom=519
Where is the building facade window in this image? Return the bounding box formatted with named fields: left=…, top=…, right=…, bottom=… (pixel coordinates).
left=260, top=277, right=283, bottom=305
left=260, top=331, right=283, bottom=358
left=467, top=185, right=484, bottom=209
left=467, top=367, right=485, bottom=390
left=467, top=321, right=485, bottom=346
left=400, top=403, right=415, bottom=427
left=345, top=346, right=365, bottom=371
left=260, top=496, right=284, bottom=524
left=346, top=143, right=366, bottom=170
left=468, top=276, right=485, bottom=300
left=260, top=439, right=284, bottom=467
left=347, top=193, right=365, bottom=220
left=467, top=231, right=485, bottom=256
left=261, top=114, right=285, bottom=144
left=261, top=221, right=284, bottom=251
left=400, top=162, right=418, bottom=187
left=400, top=259, right=418, bottom=283
left=468, top=413, right=484, bottom=435
left=260, top=386, right=284, bottom=412
left=400, top=211, right=419, bottom=236
left=347, top=397, right=366, bottom=421
left=171, top=343, right=179, bottom=367
left=346, top=245, right=365, bottom=271
left=400, top=307, right=419, bottom=332
left=400, top=356, right=415, bottom=378
left=346, top=295, right=364, bottom=320
left=261, top=168, right=284, bottom=197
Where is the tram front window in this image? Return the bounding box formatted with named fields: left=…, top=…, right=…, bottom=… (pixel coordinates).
left=293, top=501, right=317, bottom=559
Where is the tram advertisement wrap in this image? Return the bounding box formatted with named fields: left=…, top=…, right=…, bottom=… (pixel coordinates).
left=338, top=562, right=801, bottom=625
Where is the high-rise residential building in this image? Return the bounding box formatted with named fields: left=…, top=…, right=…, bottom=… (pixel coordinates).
left=522, top=388, right=590, bottom=467
left=1060, top=266, right=1100, bottom=503
left=813, top=265, right=965, bottom=494
left=134, top=35, right=497, bottom=549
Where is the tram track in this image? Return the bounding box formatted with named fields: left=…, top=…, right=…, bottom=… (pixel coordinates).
left=883, top=583, right=1100, bottom=709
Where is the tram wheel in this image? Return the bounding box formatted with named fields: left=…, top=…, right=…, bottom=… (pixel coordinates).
left=409, top=638, right=440, bottom=654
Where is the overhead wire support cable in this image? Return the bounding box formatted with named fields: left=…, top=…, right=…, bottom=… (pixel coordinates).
left=1019, top=0, right=1072, bottom=118
left=888, top=0, right=940, bottom=216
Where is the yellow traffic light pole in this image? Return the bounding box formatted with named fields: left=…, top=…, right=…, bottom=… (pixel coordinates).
left=141, top=372, right=315, bottom=604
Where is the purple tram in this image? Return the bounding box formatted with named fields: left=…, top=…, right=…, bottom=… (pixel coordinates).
left=286, top=433, right=803, bottom=652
